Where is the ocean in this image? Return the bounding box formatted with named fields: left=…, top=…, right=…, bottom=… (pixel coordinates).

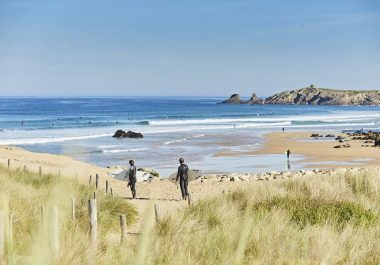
left=0, top=97, right=379, bottom=176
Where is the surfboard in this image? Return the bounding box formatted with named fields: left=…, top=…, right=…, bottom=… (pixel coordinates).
left=168, top=169, right=202, bottom=183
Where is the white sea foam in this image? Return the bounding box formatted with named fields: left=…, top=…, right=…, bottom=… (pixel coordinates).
left=164, top=138, right=188, bottom=145
left=147, top=112, right=380, bottom=126
left=164, top=133, right=206, bottom=145
left=97, top=145, right=122, bottom=149
left=0, top=133, right=110, bottom=145
left=290, top=122, right=375, bottom=128
left=103, top=148, right=148, bottom=153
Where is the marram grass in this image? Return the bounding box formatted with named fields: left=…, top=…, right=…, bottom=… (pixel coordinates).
left=1, top=165, right=380, bottom=264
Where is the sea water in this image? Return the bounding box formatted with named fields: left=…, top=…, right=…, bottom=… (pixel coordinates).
left=0, top=97, right=379, bottom=176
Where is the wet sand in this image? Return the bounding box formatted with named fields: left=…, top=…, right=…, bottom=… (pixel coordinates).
left=215, top=131, right=380, bottom=169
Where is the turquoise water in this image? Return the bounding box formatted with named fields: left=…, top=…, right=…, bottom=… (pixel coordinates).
left=0, top=97, right=379, bottom=176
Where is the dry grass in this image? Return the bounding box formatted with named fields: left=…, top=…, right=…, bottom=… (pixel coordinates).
left=149, top=170, right=380, bottom=265
left=0, top=166, right=137, bottom=265
left=1, top=166, right=380, bottom=264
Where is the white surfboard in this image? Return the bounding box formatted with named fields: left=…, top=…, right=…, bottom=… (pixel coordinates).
left=169, top=169, right=202, bottom=183
left=109, top=169, right=154, bottom=182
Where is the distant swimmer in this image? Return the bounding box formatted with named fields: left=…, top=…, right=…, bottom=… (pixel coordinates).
left=126, top=160, right=137, bottom=199
left=282, top=127, right=285, bottom=132
left=176, top=158, right=189, bottom=200
left=286, top=149, right=291, bottom=159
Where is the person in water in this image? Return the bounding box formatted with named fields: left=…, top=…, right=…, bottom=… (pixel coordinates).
left=126, top=160, right=137, bottom=199
left=176, top=158, right=189, bottom=200
left=286, top=149, right=291, bottom=159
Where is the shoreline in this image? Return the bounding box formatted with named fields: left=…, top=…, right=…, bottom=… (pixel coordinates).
left=2, top=130, right=379, bottom=180
left=2, top=133, right=380, bottom=233
left=215, top=130, right=380, bottom=169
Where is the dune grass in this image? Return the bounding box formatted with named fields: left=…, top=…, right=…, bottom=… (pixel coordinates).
left=0, top=166, right=137, bottom=265
left=148, top=170, right=380, bottom=265
left=1, top=165, right=380, bottom=264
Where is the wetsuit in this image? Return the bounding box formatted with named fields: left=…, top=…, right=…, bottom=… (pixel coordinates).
left=176, top=164, right=189, bottom=200
left=128, top=165, right=137, bottom=198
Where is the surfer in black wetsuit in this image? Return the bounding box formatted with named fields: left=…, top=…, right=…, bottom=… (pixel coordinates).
left=127, top=160, right=137, bottom=199
left=176, top=158, right=189, bottom=200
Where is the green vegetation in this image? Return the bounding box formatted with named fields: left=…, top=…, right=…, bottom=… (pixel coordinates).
left=1, top=166, right=380, bottom=264
left=0, top=166, right=137, bottom=264
left=150, top=170, right=380, bottom=265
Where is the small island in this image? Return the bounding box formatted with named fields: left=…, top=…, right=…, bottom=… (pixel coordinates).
left=221, top=85, right=380, bottom=105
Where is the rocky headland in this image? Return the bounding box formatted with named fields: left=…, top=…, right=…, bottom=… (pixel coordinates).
left=221, top=85, right=380, bottom=105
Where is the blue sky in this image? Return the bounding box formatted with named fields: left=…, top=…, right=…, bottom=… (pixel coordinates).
left=0, top=0, right=379, bottom=97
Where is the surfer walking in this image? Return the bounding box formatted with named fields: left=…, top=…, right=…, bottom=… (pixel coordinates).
left=176, top=158, right=189, bottom=200
left=127, top=160, right=137, bottom=199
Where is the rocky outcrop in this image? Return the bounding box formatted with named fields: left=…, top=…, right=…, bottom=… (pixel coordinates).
left=221, top=85, right=380, bottom=105
left=221, top=94, right=242, bottom=104
left=112, top=130, right=143, bottom=138
left=221, top=93, right=264, bottom=104
left=246, top=93, right=265, bottom=104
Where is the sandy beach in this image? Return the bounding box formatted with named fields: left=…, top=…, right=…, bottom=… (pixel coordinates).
left=216, top=131, right=380, bottom=168
left=1, top=130, right=379, bottom=232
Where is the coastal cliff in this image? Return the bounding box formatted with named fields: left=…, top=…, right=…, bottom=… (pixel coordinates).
left=221, top=85, right=380, bottom=105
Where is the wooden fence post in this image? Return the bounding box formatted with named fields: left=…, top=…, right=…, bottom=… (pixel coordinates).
left=49, top=207, right=59, bottom=257
left=93, top=192, right=96, bottom=200
left=89, top=175, right=92, bottom=186
left=7, top=159, right=10, bottom=170
left=41, top=206, right=46, bottom=234
left=119, top=215, right=127, bottom=244
left=0, top=211, right=4, bottom=264
left=95, top=174, right=99, bottom=190
left=110, top=188, right=113, bottom=197
left=88, top=199, right=97, bottom=250
left=71, top=198, right=75, bottom=220
left=39, top=166, right=42, bottom=176
left=106, top=180, right=109, bottom=193
left=8, top=214, right=13, bottom=248
left=154, top=204, right=160, bottom=223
